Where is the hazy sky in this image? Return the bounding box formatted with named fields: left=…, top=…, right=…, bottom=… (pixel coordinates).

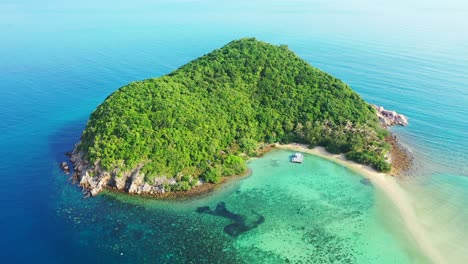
left=1, top=0, right=467, bottom=48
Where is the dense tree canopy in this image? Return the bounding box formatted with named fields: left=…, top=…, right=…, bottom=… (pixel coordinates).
left=79, top=38, right=390, bottom=188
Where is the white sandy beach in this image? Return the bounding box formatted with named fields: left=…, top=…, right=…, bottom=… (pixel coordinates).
left=276, top=143, right=444, bottom=264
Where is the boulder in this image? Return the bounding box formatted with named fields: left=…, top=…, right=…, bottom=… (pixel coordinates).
left=60, top=161, right=70, bottom=174
left=371, top=104, right=409, bottom=127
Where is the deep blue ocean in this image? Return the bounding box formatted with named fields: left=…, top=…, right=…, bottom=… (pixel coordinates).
left=1, top=1, right=467, bottom=263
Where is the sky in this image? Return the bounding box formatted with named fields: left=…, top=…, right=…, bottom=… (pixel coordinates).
left=1, top=0, right=467, bottom=54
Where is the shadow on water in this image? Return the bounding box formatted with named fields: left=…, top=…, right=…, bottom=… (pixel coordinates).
left=49, top=118, right=87, bottom=160
left=0, top=117, right=90, bottom=263
left=360, top=178, right=373, bottom=186
left=269, top=159, right=280, bottom=167
left=267, top=154, right=299, bottom=167
left=48, top=117, right=88, bottom=170
left=197, top=202, right=265, bottom=237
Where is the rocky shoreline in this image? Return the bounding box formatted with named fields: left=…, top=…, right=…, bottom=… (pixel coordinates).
left=372, top=104, right=413, bottom=175
left=66, top=144, right=252, bottom=199
left=70, top=146, right=186, bottom=197
left=386, top=135, right=413, bottom=176
left=65, top=138, right=412, bottom=198
left=62, top=104, right=412, bottom=198
left=372, top=104, right=408, bottom=127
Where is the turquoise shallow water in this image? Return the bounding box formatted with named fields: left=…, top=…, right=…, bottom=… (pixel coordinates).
left=0, top=0, right=467, bottom=263
left=52, top=150, right=428, bottom=263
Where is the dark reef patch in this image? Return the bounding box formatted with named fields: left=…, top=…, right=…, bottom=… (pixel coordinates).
left=360, top=178, right=372, bottom=186
left=196, top=202, right=265, bottom=237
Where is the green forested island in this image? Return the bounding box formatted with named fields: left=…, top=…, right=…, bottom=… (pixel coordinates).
left=72, top=38, right=392, bottom=196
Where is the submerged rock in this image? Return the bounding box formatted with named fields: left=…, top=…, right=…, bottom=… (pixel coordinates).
left=196, top=206, right=212, bottom=214
left=372, top=104, right=409, bottom=127
left=60, top=161, right=70, bottom=174
left=360, top=178, right=372, bottom=186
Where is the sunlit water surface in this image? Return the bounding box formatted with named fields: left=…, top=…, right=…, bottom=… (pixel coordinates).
left=0, top=0, right=467, bottom=263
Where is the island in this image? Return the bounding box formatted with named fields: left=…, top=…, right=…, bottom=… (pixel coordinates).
left=68, top=38, right=409, bottom=197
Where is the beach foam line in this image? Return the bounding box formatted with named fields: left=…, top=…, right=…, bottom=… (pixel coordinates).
left=276, top=143, right=444, bottom=264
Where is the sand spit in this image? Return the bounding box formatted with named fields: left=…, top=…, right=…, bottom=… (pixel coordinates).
left=276, top=143, right=443, bottom=264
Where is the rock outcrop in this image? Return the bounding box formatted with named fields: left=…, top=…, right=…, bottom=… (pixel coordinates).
left=60, top=161, right=70, bottom=174
left=69, top=144, right=178, bottom=197
left=372, top=105, right=409, bottom=127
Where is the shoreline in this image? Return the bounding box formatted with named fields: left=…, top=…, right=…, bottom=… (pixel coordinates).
left=103, top=169, right=253, bottom=200
left=276, top=143, right=443, bottom=264
left=69, top=140, right=442, bottom=261
left=87, top=142, right=441, bottom=262
left=70, top=135, right=412, bottom=200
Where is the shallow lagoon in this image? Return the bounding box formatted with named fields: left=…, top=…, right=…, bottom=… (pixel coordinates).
left=53, top=149, right=428, bottom=263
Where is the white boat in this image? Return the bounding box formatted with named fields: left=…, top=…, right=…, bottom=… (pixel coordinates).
left=291, top=152, right=304, bottom=163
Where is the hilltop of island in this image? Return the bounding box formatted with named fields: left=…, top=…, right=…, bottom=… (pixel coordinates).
left=69, top=38, right=407, bottom=197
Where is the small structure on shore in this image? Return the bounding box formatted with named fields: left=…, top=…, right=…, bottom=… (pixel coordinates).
left=291, top=153, right=304, bottom=163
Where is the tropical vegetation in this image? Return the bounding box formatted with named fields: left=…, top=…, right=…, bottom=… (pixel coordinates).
left=78, top=38, right=391, bottom=190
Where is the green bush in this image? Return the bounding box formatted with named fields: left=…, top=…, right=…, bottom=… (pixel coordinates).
left=181, top=175, right=191, bottom=182
left=203, top=166, right=222, bottom=183
left=176, top=181, right=191, bottom=191
left=346, top=150, right=391, bottom=172
left=223, top=155, right=247, bottom=176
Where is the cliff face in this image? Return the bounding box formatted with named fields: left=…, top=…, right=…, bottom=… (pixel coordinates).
left=70, top=145, right=178, bottom=197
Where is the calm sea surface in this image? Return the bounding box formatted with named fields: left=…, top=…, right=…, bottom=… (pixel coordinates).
left=0, top=1, right=467, bottom=263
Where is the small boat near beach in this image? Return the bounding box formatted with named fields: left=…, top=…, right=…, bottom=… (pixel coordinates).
left=291, top=152, right=304, bottom=163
